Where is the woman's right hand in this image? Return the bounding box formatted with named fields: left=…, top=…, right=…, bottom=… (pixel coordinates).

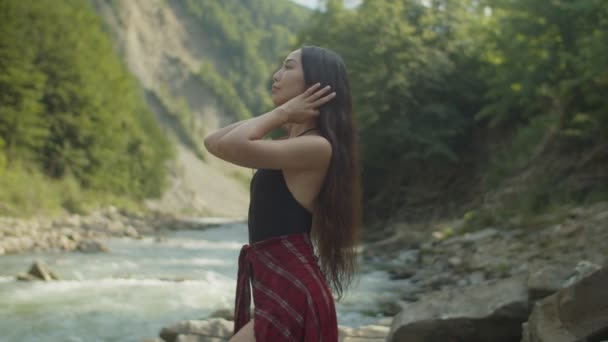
left=277, top=83, right=336, bottom=124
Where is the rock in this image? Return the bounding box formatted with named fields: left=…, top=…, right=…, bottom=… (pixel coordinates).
left=207, top=308, right=234, bottom=321
left=16, top=273, right=37, bottom=281
left=77, top=239, right=109, bottom=253
left=159, top=319, right=232, bottom=342
left=562, top=260, right=602, bottom=287
left=374, top=317, right=394, bottom=327
left=124, top=226, right=140, bottom=238
left=468, top=271, right=486, bottom=285
left=550, top=221, right=584, bottom=238
left=361, top=224, right=426, bottom=258
left=388, top=266, right=417, bottom=280
left=106, top=220, right=125, bottom=233
left=447, top=256, right=462, bottom=267
left=377, top=301, right=405, bottom=316
left=63, top=215, right=81, bottom=228
left=526, top=264, right=574, bottom=301
left=22, top=260, right=60, bottom=281
left=387, top=276, right=530, bottom=342
left=156, top=235, right=169, bottom=243
left=521, top=266, right=608, bottom=342
left=442, top=228, right=499, bottom=246
left=48, top=270, right=61, bottom=280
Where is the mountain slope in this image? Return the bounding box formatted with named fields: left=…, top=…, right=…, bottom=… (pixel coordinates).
left=90, top=0, right=309, bottom=217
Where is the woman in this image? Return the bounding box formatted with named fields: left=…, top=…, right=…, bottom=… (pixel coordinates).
left=204, top=45, right=361, bottom=342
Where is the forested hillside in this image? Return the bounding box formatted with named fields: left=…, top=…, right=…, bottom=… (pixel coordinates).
left=299, top=0, right=608, bottom=226
left=0, top=0, right=172, bottom=215
left=186, top=0, right=309, bottom=118
left=0, top=0, right=309, bottom=216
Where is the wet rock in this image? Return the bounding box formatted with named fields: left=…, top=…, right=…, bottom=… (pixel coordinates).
left=207, top=308, right=234, bottom=321
left=526, top=264, right=574, bottom=301
left=16, top=273, right=38, bottom=281
left=468, top=271, right=486, bottom=285
left=388, top=265, right=417, bottom=280
left=17, top=260, right=60, bottom=281
left=562, top=260, right=602, bottom=287
left=361, top=223, right=427, bottom=258
left=521, top=266, right=608, bottom=342
left=552, top=223, right=583, bottom=238
left=155, top=235, right=169, bottom=243
left=377, top=300, right=405, bottom=316
left=124, top=226, right=140, bottom=238
left=77, top=239, right=109, bottom=253
left=387, top=276, right=530, bottom=342
left=447, top=256, right=462, bottom=267
left=442, top=227, right=499, bottom=246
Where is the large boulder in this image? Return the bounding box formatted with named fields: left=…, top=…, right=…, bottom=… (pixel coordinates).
left=521, top=266, right=608, bottom=342
left=16, top=260, right=60, bottom=281
left=76, top=239, right=109, bottom=253
left=387, top=276, right=530, bottom=342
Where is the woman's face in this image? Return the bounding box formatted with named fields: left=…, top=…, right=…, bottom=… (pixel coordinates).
left=271, top=49, right=306, bottom=107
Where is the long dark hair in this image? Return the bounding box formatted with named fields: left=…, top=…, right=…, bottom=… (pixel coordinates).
left=301, top=45, right=362, bottom=301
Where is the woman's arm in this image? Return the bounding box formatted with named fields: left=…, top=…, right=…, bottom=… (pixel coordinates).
left=212, top=84, right=335, bottom=170
left=203, top=118, right=252, bottom=157
left=215, top=108, right=331, bottom=170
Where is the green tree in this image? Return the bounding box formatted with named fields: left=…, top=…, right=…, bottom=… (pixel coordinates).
left=0, top=0, right=172, bottom=204
left=478, top=0, right=608, bottom=146
left=0, top=0, right=49, bottom=163
left=299, top=0, right=486, bottom=220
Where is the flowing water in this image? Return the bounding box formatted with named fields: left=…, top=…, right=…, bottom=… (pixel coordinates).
left=0, top=223, right=405, bottom=341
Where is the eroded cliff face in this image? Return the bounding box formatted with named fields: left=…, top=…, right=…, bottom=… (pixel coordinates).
left=90, top=0, right=250, bottom=218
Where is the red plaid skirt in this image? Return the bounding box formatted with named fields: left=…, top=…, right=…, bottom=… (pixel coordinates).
left=233, top=233, right=338, bottom=341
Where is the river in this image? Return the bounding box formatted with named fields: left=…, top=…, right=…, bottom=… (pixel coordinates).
left=0, top=222, right=406, bottom=341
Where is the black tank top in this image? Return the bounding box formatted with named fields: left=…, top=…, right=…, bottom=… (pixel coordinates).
left=247, top=128, right=319, bottom=244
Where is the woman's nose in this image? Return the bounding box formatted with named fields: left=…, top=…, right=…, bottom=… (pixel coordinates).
left=272, top=69, right=281, bottom=82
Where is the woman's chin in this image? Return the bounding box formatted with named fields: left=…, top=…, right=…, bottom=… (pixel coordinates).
left=271, top=95, right=285, bottom=107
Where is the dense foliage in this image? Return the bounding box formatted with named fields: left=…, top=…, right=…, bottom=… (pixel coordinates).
left=0, top=0, right=172, bottom=213
left=2, top=0, right=605, bottom=221
left=184, top=0, right=309, bottom=118
left=299, top=0, right=608, bottom=222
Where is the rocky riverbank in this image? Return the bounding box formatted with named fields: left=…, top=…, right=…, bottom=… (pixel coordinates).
left=363, top=201, right=608, bottom=304
left=365, top=201, right=608, bottom=341
left=0, top=206, right=244, bottom=255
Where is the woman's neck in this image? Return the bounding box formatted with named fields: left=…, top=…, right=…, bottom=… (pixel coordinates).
left=287, top=121, right=318, bottom=138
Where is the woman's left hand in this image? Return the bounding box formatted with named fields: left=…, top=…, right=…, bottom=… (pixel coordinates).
left=277, top=83, right=336, bottom=123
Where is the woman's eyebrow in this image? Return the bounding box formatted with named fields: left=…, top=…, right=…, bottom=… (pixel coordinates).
left=284, top=58, right=296, bottom=64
